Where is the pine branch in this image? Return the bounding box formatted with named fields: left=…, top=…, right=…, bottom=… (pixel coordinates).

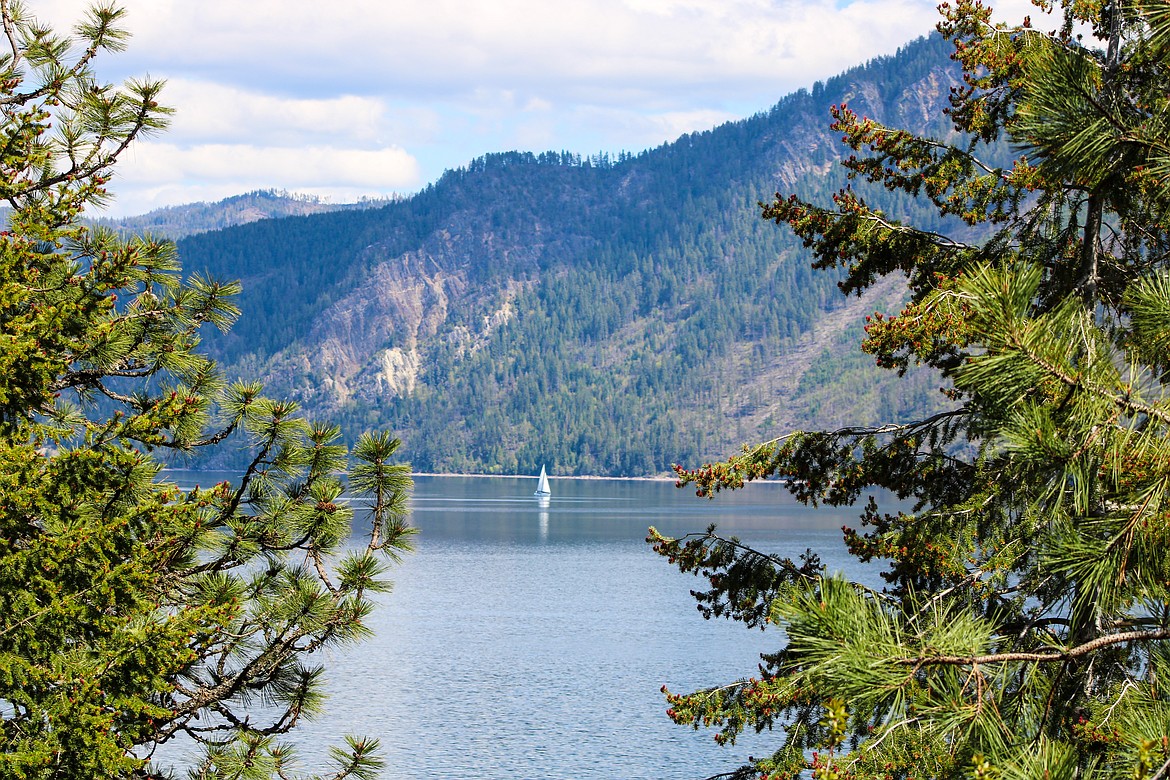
left=897, top=626, right=1170, bottom=667
left=1017, top=341, right=1170, bottom=424
left=856, top=211, right=973, bottom=250
left=0, top=0, right=18, bottom=67
left=1150, top=753, right=1170, bottom=780
left=744, top=408, right=968, bottom=454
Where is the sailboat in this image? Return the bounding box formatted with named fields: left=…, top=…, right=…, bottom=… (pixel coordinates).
left=533, top=465, right=552, bottom=497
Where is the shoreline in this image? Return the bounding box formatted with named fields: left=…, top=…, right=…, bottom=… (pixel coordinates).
left=409, top=471, right=676, bottom=482
left=161, top=467, right=790, bottom=486
left=160, top=466, right=675, bottom=481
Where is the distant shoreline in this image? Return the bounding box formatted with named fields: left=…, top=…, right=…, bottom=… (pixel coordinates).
left=409, top=471, right=676, bottom=482
left=412, top=473, right=792, bottom=488
left=161, top=468, right=793, bottom=485
left=160, top=466, right=675, bottom=482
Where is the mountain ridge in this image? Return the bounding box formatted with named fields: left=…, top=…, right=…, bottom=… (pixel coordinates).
left=158, top=33, right=962, bottom=476
left=94, top=189, right=392, bottom=240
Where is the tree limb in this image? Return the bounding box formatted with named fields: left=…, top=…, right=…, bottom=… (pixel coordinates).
left=896, top=627, right=1170, bottom=667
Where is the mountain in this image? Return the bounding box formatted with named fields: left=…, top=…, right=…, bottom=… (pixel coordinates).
left=94, top=189, right=391, bottom=240
left=167, top=34, right=965, bottom=476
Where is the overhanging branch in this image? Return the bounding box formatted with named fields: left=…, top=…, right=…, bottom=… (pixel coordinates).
left=896, top=627, right=1170, bottom=667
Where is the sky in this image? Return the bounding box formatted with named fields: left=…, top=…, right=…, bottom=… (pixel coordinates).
left=32, top=0, right=1036, bottom=217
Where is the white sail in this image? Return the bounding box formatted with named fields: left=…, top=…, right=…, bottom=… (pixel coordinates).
left=534, top=465, right=551, bottom=496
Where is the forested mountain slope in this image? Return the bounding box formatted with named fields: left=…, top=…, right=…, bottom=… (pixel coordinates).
left=174, top=34, right=964, bottom=475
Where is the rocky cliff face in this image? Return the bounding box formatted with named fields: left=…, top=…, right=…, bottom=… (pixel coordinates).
left=296, top=250, right=539, bottom=406
left=309, top=253, right=460, bottom=400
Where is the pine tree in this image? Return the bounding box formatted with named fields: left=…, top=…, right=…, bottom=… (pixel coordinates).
left=652, top=1, right=1170, bottom=778
left=0, top=4, right=412, bottom=778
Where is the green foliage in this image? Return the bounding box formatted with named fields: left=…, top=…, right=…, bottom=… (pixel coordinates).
left=0, top=4, right=411, bottom=778
left=657, top=1, right=1170, bottom=777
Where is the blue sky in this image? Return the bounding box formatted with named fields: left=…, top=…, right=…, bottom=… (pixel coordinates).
left=37, top=0, right=1036, bottom=216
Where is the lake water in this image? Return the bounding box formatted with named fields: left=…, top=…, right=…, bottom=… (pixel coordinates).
left=160, top=473, right=879, bottom=780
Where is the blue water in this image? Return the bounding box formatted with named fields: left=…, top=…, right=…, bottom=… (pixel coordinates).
left=160, top=473, right=883, bottom=779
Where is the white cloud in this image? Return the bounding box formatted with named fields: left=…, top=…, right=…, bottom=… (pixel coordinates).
left=38, top=0, right=946, bottom=98
left=160, top=80, right=392, bottom=146
left=33, top=0, right=1055, bottom=99
left=31, top=0, right=1051, bottom=215
left=122, top=141, right=419, bottom=187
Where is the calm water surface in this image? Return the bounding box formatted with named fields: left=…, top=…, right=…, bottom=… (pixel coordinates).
left=163, top=473, right=882, bottom=780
